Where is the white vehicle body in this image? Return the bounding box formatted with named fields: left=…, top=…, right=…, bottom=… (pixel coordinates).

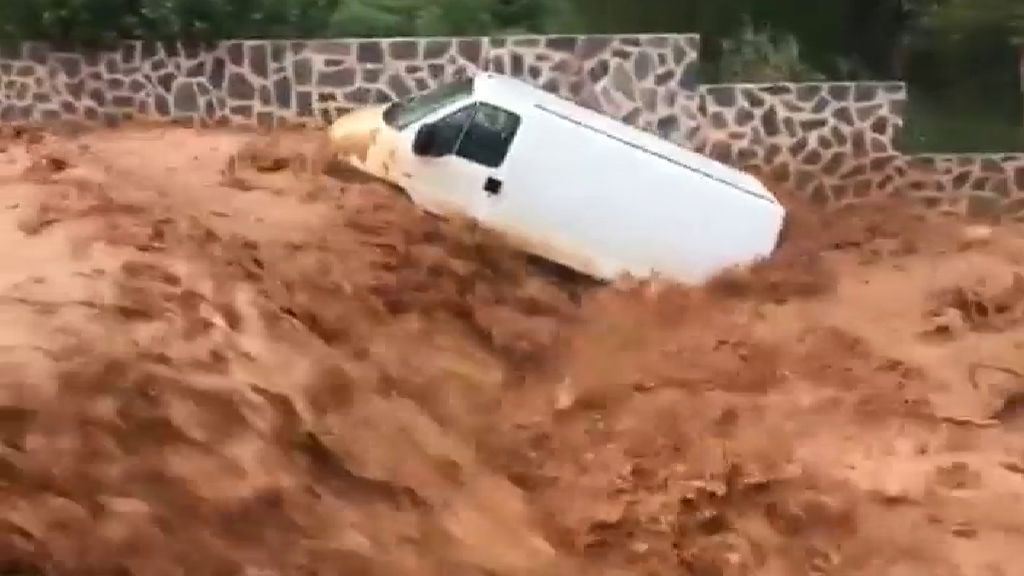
left=327, top=72, right=785, bottom=284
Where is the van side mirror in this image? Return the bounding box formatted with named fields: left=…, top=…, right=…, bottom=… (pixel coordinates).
left=412, top=123, right=446, bottom=157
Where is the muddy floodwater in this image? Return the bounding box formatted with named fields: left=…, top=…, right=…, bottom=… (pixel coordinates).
left=0, top=124, right=1023, bottom=576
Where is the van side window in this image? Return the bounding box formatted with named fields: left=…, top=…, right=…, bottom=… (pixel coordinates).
left=455, top=104, right=521, bottom=168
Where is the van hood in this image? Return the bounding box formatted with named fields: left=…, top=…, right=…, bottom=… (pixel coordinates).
left=327, top=104, right=401, bottom=184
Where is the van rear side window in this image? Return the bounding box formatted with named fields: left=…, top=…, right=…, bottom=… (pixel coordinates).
left=434, top=103, right=521, bottom=169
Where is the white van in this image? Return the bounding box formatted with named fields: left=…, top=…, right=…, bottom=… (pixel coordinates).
left=327, top=72, right=785, bottom=284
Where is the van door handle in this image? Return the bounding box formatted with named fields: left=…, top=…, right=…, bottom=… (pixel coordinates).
left=484, top=176, right=503, bottom=196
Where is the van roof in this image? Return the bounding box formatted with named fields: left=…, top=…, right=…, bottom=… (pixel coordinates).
left=473, top=73, right=778, bottom=204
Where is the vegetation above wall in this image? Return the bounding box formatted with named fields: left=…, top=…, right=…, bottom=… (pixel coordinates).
left=0, top=0, right=580, bottom=44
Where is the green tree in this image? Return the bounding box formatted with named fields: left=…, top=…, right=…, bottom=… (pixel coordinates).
left=0, top=0, right=140, bottom=45
left=902, top=0, right=1021, bottom=91
left=913, top=0, right=1024, bottom=38
left=0, top=0, right=578, bottom=43
left=717, top=19, right=825, bottom=83
left=324, top=0, right=495, bottom=37
left=323, top=0, right=577, bottom=37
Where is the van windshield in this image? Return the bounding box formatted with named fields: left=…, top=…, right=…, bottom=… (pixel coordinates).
left=383, top=78, right=474, bottom=131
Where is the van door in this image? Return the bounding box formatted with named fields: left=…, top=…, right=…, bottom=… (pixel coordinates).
left=478, top=106, right=625, bottom=279
left=398, top=102, right=521, bottom=222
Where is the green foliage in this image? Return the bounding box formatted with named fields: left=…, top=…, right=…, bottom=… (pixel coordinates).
left=903, top=92, right=1024, bottom=153
left=0, top=0, right=578, bottom=43
left=0, top=0, right=135, bottom=45
left=716, top=19, right=825, bottom=83
left=321, top=0, right=581, bottom=37
left=325, top=0, right=496, bottom=37
left=913, top=0, right=1024, bottom=38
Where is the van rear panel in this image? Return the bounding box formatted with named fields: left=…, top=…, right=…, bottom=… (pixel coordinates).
left=529, top=100, right=774, bottom=205
left=486, top=104, right=784, bottom=284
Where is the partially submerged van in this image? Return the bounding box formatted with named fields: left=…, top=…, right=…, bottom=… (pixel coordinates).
left=327, top=72, right=785, bottom=284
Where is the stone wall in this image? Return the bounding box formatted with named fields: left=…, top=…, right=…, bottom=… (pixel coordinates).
left=689, top=81, right=1024, bottom=219
left=900, top=153, right=1024, bottom=219
left=1, top=33, right=1023, bottom=219
left=0, top=35, right=701, bottom=143
left=693, top=82, right=907, bottom=207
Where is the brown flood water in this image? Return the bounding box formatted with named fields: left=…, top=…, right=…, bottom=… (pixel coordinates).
left=0, top=125, right=1023, bottom=576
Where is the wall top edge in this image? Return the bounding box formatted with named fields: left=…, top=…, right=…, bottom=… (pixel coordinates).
left=700, top=81, right=906, bottom=90
left=6, top=32, right=701, bottom=46
left=905, top=152, right=1024, bottom=159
